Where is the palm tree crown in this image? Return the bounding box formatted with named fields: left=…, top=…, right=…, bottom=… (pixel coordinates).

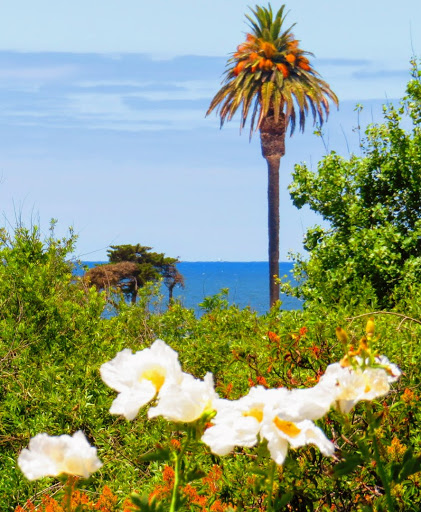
left=207, top=4, right=338, bottom=136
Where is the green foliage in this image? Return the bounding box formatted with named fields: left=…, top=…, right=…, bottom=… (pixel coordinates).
left=287, top=61, right=421, bottom=309
left=1, top=223, right=421, bottom=511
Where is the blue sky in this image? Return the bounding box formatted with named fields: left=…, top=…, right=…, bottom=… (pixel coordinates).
left=0, top=0, right=420, bottom=261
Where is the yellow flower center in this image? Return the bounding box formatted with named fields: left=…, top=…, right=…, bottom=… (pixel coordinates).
left=141, top=367, right=166, bottom=392
left=273, top=417, right=301, bottom=438
left=243, top=408, right=263, bottom=423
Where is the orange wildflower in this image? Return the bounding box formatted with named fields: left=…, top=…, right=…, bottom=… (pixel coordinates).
left=256, top=376, right=269, bottom=388
left=402, top=388, right=415, bottom=403
left=299, top=326, right=308, bottom=336
left=170, top=438, right=181, bottom=450
left=203, top=465, right=223, bottom=494
left=162, top=465, right=175, bottom=484
left=268, top=331, right=280, bottom=343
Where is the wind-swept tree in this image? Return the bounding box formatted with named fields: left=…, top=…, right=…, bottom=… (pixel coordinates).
left=85, top=244, right=183, bottom=304
left=207, top=3, right=338, bottom=307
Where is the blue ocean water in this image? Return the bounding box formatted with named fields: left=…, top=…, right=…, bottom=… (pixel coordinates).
left=79, top=261, right=302, bottom=315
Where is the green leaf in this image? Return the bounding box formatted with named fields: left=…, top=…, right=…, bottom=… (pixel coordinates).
left=275, top=492, right=294, bottom=508
left=185, top=467, right=206, bottom=483
left=333, top=455, right=364, bottom=477
left=129, top=493, right=166, bottom=511
left=397, top=452, right=421, bottom=482
left=138, top=446, right=171, bottom=462
left=261, top=81, right=275, bottom=118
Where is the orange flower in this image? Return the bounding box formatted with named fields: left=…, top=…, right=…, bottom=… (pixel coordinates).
left=162, top=465, right=175, bottom=484
left=183, top=484, right=207, bottom=507
left=170, top=438, right=181, bottom=450
left=285, top=53, right=296, bottom=63
left=203, top=465, right=223, bottom=494
left=276, top=63, right=289, bottom=78
left=299, top=326, right=308, bottom=336
left=268, top=331, right=280, bottom=343
left=256, top=376, right=269, bottom=388
left=402, top=388, right=415, bottom=403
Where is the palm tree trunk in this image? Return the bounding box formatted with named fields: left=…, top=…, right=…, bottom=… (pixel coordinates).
left=260, top=111, right=286, bottom=308
left=267, top=155, right=280, bottom=306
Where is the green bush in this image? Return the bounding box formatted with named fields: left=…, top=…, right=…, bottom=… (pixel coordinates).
left=1, top=224, right=420, bottom=511
left=287, top=61, right=421, bottom=310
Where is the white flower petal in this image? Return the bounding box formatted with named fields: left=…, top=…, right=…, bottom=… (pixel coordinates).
left=109, top=381, right=156, bottom=420
left=148, top=372, right=218, bottom=423
left=376, top=355, right=402, bottom=383
left=266, top=435, right=289, bottom=466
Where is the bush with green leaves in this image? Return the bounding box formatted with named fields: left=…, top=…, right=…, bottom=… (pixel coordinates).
left=286, top=61, right=421, bottom=309
left=0, top=223, right=420, bottom=511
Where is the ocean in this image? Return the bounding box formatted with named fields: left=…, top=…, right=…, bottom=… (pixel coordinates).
left=80, top=261, right=302, bottom=315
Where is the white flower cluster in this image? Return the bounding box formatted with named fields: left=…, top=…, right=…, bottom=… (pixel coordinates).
left=17, top=337, right=401, bottom=481
left=100, top=339, right=217, bottom=423
left=100, top=339, right=401, bottom=466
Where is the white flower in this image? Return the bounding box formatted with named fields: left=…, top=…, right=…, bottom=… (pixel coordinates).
left=100, top=339, right=183, bottom=420
left=319, top=362, right=393, bottom=413
left=260, top=413, right=335, bottom=466
left=202, top=386, right=335, bottom=465
left=18, top=431, right=102, bottom=480
left=148, top=372, right=218, bottom=423
left=202, top=386, right=278, bottom=455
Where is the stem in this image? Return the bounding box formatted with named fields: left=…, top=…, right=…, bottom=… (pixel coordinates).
left=266, top=459, right=277, bottom=512
left=367, top=405, right=395, bottom=511
left=169, top=451, right=181, bottom=512
left=63, top=475, right=76, bottom=512
left=169, top=437, right=189, bottom=512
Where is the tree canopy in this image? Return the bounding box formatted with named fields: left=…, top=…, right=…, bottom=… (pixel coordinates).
left=85, top=244, right=184, bottom=303
left=286, top=62, right=421, bottom=309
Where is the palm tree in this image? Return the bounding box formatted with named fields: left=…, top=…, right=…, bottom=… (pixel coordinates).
left=207, top=3, right=338, bottom=307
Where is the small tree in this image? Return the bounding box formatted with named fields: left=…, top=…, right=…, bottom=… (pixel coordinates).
left=286, top=62, right=421, bottom=309
left=85, top=244, right=183, bottom=304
